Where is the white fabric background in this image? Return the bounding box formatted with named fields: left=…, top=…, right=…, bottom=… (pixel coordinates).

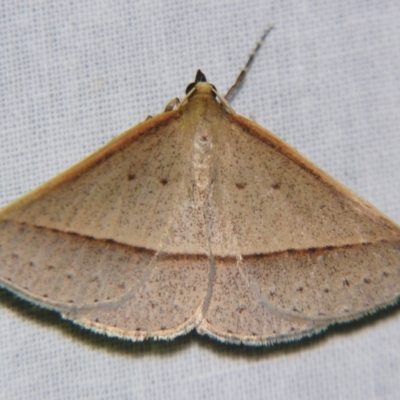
left=1, top=1, right=400, bottom=399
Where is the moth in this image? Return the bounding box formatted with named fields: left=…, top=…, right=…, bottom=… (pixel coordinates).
left=1, top=27, right=399, bottom=345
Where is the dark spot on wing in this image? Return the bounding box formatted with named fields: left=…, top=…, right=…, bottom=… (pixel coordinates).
left=160, top=178, right=168, bottom=186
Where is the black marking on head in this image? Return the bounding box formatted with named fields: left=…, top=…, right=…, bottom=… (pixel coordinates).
left=185, top=70, right=217, bottom=95
left=186, top=70, right=207, bottom=94
left=186, top=71, right=204, bottom=93
left=195, top=70, right=207, bottom=83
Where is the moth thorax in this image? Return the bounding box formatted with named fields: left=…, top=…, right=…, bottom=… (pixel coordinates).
left=192, top=127, right=214, bottom=191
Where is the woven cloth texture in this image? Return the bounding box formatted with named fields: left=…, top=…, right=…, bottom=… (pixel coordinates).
left=0, top=1, right=400, bottom=399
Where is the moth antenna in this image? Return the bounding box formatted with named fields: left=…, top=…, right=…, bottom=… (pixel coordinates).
left=225, top=25, right=274, bottom=101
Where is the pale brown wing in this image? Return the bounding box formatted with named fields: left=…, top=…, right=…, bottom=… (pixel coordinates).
left=197, top=113, right=400, bottom=344
left=0, top=112, right=210, bottom=254
left=0, top=110, right=211, bottom=340
left=202, top=114, right=400, bottom=256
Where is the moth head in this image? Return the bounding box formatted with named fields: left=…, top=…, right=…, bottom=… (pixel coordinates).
left=185, top=70, right=217, bottom=97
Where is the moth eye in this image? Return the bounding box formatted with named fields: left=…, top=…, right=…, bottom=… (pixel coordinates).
left=185, top=82, right=196, bottom=94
